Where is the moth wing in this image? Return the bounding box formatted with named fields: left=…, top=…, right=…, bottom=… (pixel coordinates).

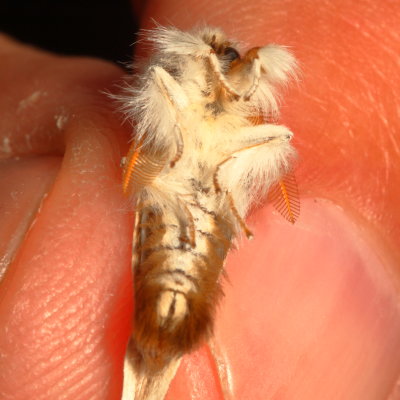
left=268, top=171, right=300, bottom=224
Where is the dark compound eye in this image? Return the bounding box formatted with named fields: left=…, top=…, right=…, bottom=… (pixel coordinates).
left=224, top=47, right=240, bottom=63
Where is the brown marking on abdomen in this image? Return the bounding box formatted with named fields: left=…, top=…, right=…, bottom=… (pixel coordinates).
left=133, top=206, right=233, bottom=371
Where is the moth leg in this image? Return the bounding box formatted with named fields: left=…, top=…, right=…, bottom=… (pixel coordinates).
left=150, top=28, right=240, bottom=100
left=122, top=66, right=190, bottom=193
left=213, top=140, right=271, bottom=237
left=208, top=50, right=240, bottom=100
left=149, top=66, right=187, bottom=167
left=243, top=57, right=262, bottom=101
left=131, top=209, right=143, bottom=268
left=231, top=47, right=263, bottom=101
left=213, top=131, right=289, bottom=194
left=170, top=126, right=183, bottom=168
left=237, top=124, right=294, bottom=146
left=213, top=124, right=294, bottom=234
left=177, top=198, right=196, bottom=248
left=149, top=65, right=189, bottom=109
left=211, top=163, right=253, bottom=237
left=226, top=192, right=253, bottom=239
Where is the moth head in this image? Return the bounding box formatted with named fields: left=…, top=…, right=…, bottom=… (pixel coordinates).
left=198, top=28, right=297, bottom=92
left=200, top=28, right=242, bottom=69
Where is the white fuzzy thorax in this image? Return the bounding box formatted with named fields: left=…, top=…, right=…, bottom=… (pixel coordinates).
left=118, top=26, right=297, bottom=218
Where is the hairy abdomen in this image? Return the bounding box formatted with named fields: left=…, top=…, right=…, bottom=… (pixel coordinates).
left=133, top=197, right=232, bottom=370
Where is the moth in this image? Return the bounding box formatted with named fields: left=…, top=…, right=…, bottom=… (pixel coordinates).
left=117, top=26, right=299, bottom=399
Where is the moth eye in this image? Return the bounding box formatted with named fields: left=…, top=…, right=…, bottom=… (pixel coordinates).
left=224, top=47, right=240, bottom=63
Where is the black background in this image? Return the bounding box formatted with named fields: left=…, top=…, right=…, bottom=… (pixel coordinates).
left=0, top=0, right=139, bottom=64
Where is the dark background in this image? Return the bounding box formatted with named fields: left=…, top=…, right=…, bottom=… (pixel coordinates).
left=0, top=0, right=139, bottom=65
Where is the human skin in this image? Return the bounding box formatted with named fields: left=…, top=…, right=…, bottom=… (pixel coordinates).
left=0, top=0, right=399, bottom=399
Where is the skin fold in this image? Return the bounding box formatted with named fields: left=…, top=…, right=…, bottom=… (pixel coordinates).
left=0, top=0, right=399, bottom=399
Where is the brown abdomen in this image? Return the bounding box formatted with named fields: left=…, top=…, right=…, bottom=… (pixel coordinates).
left=132, top=201, right=232, bottom=371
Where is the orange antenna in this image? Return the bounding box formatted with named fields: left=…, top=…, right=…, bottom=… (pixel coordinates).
left=122, top=142, right=141, bottom=194
left=268, top=172, right=300, bottom=224
left=122, top=141, right=167, bottom=195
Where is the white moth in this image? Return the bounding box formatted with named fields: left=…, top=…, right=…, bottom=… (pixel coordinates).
left=117, top=25, right=299, bottom=400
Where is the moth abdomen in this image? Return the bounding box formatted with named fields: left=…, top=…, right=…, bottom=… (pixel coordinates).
left=134, top=266, right=217, bottom=370
left=133, top=206, right=232, bottom=370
